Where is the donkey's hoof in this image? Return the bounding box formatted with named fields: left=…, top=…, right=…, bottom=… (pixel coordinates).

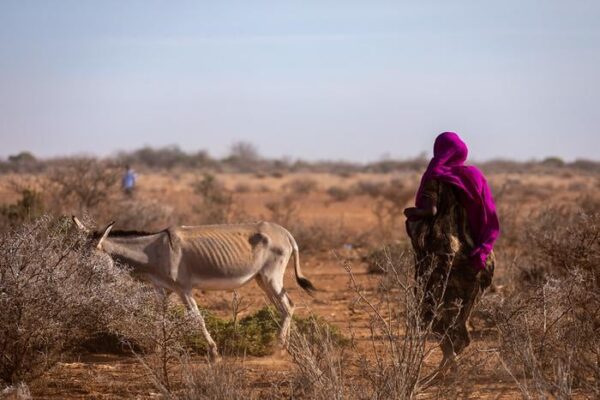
left=273, top=342, right=289, bottom=358
left=208, top=347, right=221, bottom=363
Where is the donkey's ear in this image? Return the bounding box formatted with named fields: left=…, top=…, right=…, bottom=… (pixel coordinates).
left=72, top=216, right=90, bottom=233
left=96, top=221, right=116, bottom=250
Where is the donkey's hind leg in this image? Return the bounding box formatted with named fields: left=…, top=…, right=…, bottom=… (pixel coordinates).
left=256, top=274, right=295, bottom=346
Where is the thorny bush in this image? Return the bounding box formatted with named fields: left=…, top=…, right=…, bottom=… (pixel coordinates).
left=488, top=273, right=600, bottom=398
left=345, top=255, right=447, bottom=399
left=486, top=205, right=600, bottom=398
left=521, top=208, right=600, bottom=287
left=287, top=317, right=350, bottom=400
left=0, top=216, right=150, bottom=385
left=45, top=158, right=120, bottom=215
left=288, top=251, right=471, bottom=400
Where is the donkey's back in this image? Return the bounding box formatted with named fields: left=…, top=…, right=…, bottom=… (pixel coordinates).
left=172, top=222, right=295, bottom=290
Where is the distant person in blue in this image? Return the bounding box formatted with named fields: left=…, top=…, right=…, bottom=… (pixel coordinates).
left=122, top=165, right=137, bottom=196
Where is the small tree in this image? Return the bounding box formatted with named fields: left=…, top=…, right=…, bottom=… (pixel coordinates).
left=45, top=158, right=120, bottom=214
left=229, top=141, right=260, bottom=163
left=226, top=141, right=262, bottom=172
left=8, top=152, right=36, bottom=164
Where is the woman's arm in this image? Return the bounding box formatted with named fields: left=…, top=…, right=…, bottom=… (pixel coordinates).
left=403, top=200, right=437, bottom=219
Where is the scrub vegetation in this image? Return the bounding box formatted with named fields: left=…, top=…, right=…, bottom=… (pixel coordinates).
left=0, top=147, right=599, bottom=398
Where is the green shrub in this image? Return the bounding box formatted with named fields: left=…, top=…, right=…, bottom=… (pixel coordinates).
left=185, top=306, right=347, bottom=357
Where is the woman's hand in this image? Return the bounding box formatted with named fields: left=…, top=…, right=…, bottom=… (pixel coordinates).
left=404, top=207, right=418, bottom=218
left=403, top=205, right=437, bottom=220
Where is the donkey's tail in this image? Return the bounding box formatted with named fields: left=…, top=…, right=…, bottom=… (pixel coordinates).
left=284, top=228, right=317, bottom=294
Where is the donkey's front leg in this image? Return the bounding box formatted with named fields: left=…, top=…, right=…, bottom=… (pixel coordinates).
left=179, top=291, right=220, bottom=361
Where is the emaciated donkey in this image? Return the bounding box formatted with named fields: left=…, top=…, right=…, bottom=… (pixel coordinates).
left=73, top=217, right=316, bottom=359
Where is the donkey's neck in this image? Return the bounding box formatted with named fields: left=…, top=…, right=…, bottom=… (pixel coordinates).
left=102, top=233, right=166, bottom=271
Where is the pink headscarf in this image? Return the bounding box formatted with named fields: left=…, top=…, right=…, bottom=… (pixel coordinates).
left=415, top=132, right=499, bottom=270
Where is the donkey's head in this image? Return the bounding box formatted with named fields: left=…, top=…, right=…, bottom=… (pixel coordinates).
left=72, top=216, right=115, bottom=251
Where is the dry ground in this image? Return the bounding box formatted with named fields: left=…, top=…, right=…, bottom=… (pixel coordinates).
left=1, top=169, right=598, bottom=399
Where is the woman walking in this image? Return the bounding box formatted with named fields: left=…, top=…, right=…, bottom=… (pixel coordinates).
left=404, top=132, right=499, bottom=369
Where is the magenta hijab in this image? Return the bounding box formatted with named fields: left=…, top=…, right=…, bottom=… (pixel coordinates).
left=415, top=132, right=499, bottom=270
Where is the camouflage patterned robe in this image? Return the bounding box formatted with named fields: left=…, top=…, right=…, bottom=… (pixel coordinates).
left=406, top=179, right=494, bottom=355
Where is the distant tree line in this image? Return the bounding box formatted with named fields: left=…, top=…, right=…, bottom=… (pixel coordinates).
left=1, top=142, right=599, bottom=175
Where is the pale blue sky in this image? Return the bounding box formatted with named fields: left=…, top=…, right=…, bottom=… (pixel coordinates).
left=1, top=1, right=598, bottom=162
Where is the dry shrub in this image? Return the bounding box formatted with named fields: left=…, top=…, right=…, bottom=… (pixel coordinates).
left=491, top=204, right=523, bottom=289
left=193, top=173, right=234, bottom=224
left=0, top=189, right=44, bottom=230
left=121, top=294, right=199, bottom=392
left=577, top=194, right=600, bottom=215
left=334, top=169, right=355, bottom=179
left=0, top=216, right=249, bottom=392
left=265, top=193, right=299, bottom=227
left=326, top=185, right=351, bottom=203
left=141, top=306, right=347, bottom=398
left=287, top=317, right=350, bottom=400
left=355, top=179, right=414, bottom=240
left=487, top=273, right=600, bottom=398
left=289, top=221, right=363, bottom=254
left=487, top=202, right=600, bottom=398
left=320, top=254, right=472, bottom=399
left=159, top=313, right=348, bottom=399
left=0, top=216, right=148, bottom=385
left=233, top=182, right=251, bottom=193
left=284, top=178, right=318, bottom=195
left=45, top=158, right=120, bottom=215
left=265, top=188, right=365, bottom=253
left=363, top=241, right=410, bottom=274
left=265, top=189, right=359, bottom=253
left=354, top=180, right=386, bottom=197
left=0, top=383, right=31, bottom=400
left=178, top=360, right=250, bottom=400
left=370, top=179, right=414, bottom=240
left=0, top=216, right=205, bottom=391
left=110, top=197, right=175, bottom=231
left=494, top=204, right=521, bottom=250
left=513, top=183, right=554, bottom=203
left=491, top=178, right=555, bottom=205
left=257, top=184, right=270, bottom=193
left=520, top=207, right=600, bottom=287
